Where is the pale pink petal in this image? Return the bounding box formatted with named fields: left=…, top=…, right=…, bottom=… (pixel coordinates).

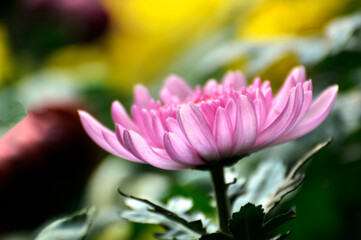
left=111, top=101, right=138, bottom=131
left=261, top=81, right=273, bottom=111
left=232, top=95, right=258, bottom=155
left=204, top=79, right=219, bottom=97
left=166, top=117, right=189, bottom=144
left=137, top=109, right=154, bottom=144
left=283, top=81, right=313, bottom=132
left=225, top=99, right=237, bottom=130
left=101, top=130, right=144, bottom=163
left=79, top=110, right=127, bottom=157
left=177, top=103, right=220, bottom=161
left=136, top=110, right=166, bottom=148
left=213, top=107, right=233, bottom=157
left=199, top=100, right=219, bottom=129
left=151, top=112, right=166, bottom=147
left=271, top=66, right=306, bottom=120
left=251, top=77, right=262, bottom=89
left=269, top=83, right=312, bottom=139
left=123, top=130, right=188, bottom=170
left=163, top=132, right=204, bottom=165
left=255, top=84, right=304, bottom=148
left=246, top=86, right=256, bottom=99
left=218, top=95, right=229, bottom=106
left=281, top=66, right=306, bottom=90
left=131, top=105, right=147, bottom=133
left=269, top=84, right=304, bottom=142
left=134, top=84, right=154, bottom=109
left=254, top=89, right=267, bottom=130
left=158, top=107, right=177, bottom=125
left=222, top=71, right=247, bottom=90
left=261, top=80, right=271, bottom=95
left=160, top=90, right=181, bottom=105
left=115, top=123, right=126, bottom=146
left=291, top=66, right=306, bottom=83
left=160, top=75, right=193, bottom=104
left=291, top=90, right=312, bottom=127
left=301, top=85, right=337, bottom=122
left=275, top=85, right=338, bottom=144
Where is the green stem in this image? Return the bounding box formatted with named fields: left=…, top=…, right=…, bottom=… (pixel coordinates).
left=210, top=166, right=231, bottom=234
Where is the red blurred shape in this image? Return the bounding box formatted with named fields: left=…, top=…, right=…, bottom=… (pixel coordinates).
left=0, top=104, right=100, bottom=234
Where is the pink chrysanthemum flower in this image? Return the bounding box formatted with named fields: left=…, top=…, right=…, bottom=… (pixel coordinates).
left=79, top=67, right=338, bottom=170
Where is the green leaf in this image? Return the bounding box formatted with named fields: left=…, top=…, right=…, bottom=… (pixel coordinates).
left=229, top=203, right=264, bottom=239
left=200, top=232, right=232, bottom=240
left=35, top=207, right=96, bottom=240
left=200, top=203, right=294, bottom=240
left=230, top=138, right=333, bottom=214
left=265, top=138, right=332, bottom=212
left=273, top=231, right=292, bottom=240
left=118, top=188, right=208, bottom=239
left=263, top=211, right=296, bottom=233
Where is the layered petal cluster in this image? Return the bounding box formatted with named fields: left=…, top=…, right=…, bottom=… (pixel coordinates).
left=79, top=67, right=338, bottom=170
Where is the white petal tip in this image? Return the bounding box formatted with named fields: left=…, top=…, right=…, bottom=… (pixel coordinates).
left=78, top=110, right=90, bottom=119
left=330, top=85, right=339, bottom=93
left=111, top=100, right=121, bottom=107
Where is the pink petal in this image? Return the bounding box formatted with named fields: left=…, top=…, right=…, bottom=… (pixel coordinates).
left=261, top=81, right=273, bottom=111
left=232, top=95, right=258, bottom=155
left=204, top=79, right=219, bottom=97
left=254, top=89, right=267, bottom=130
left=199, top=100, right=219, bottom=129
left=101, top=130, right=144, bottom=163
left=270, top=84, right=304, bottom=141
left=151, top=112, right=166, bottom=147
left=275, top=85, right=338, bottom=143
left=137, top=109, right=154, bottom=143
left=166, top=117, right=189, bottom=144
left=283, top=81, right=313, bottom=133
left=282, top=66, right=306, bottom=90
left=256, top=84, right=304, bottom=148
left=134, top=84, right=154, bottom=109
left=163, top=132, right=204, bottom=165
left=291, top=66, right=306, bottom=83
left=115, top=123, right=126, bottom=146
left=131, top=105, right=146, bottom=133
left=160, top=75, right=193, bottom=104
left=123, top=130, right=188, bottom=170
left=251, top=77, right=262, bottom=89
left=79, top=110, right=131, bottom=159
left=137, top=110, right=164, bottom=147
left=177, top=103, right=220, bottom=161
left=160, top=90, right=181, bottom=105
left=213, top=107, right=233, bottom=157
left=271, top=66, right=306, bottom=119
left=222, top=71, right=247, bottom=90
left=158, top=107, right=177, bottom=124
left=292, top=90, right=312, bottom=127
left=225, top=99, right=237, bottom=130
left=111, top=101, right=138, bottom=131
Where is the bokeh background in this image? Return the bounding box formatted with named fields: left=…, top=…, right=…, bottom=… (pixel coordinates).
left=1, top=0, right=361, bottom=239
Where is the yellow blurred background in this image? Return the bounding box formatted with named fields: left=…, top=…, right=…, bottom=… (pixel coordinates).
left=42, top=0, right=356, bottom=92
